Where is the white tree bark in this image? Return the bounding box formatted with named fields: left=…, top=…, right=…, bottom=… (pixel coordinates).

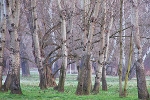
left=31, top=0, right=47, bottom=89
left=6, top=0, right=22, bottom=94
left=122, top=0, right=126, bottom=68
left=98, top=0, right=106, bottom=78
left=143, top=47, right=150, bottom=61
left=57, top=0, right=68, bottom=92
left=77, top=0, right=101, bottom=95
left=102, top=1, right=114, bottom=91
left=105, top=8, right=114, bottom=62
left=0, top=0, right=2, bottom=90
left=108, top=38, right=117, bottom=63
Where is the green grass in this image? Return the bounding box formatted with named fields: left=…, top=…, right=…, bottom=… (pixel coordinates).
left=0, top=71, right=149, bottom=100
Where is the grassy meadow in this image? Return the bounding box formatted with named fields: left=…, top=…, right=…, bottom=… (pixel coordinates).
left=0, top=69, right=150, bottom=100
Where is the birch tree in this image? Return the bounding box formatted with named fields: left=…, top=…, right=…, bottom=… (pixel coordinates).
left=31, top=0, right=47, bottom=89
left=118, top=0, right=123, bottom=97
left=121, top=0, right=126, bottom=81
left=123, top=33, right=133, bottom=97
left=0, top=0, right=6, bottom=90
left=92, top=0, right=109, bottom=93
left=24, top=0, right=60, bottom=89
left=3, top=0, right=22, bottom=94
left=76, top=0, right=101, bottom=95
left=56, top=0, right=68, bottom=92
left=102, top=0, right=114, bottom=91
left=0, top=0, right=2, bottom=90
left=76, top=0, right=91, bottom=95
left=101, top=0, right=107, bottom=91
left=131, top=0, right=149, bottom=99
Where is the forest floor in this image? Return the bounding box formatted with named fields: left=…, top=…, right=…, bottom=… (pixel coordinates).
left=0, top=68, right=150, bottom=100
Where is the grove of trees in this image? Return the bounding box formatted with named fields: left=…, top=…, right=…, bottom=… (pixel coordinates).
left=0, top=0, right=150, bottom=99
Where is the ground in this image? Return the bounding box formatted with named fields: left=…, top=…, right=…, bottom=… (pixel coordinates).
left=0, top=68, right=149, bottom=100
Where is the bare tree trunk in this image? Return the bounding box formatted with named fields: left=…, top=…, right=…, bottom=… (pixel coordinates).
left=131, top=0, right=149, bottom=99
left=57, top=15, right=67, bottom=92
left=76, top=0, right=101, bottom=95
left=2, top=0, right=13, bottom=91
left=45, top=66, right=57, bottom=87
left=31, top=0, right=47, bottom=89
left=0, top=0, right=2, bottom=91
left=101, top=0, right=108, bottom=91
left=76, top=58, right=80, bottom=80
left=21, top=56, right=30, bottom=77
left=47, top=0, right=57, bottom=87
left=0, top=0, right=6, bottom=91
left=76, top=0, right=91, bottom=95
left=5, top=0, right=22, bottom=94
left=118, top=0, right=123, bottom=97
left=23, top=0, right=47, bottom=89
left=20, top=42, right=30, bottom=77
left=93, top=0, right=107, bottom=94
left=56, top=0, right=68, bottom=92
left=76, top=55, right=91, bottom=95
left=2, top=73, right=11, bottom=91
left=93, top=24, right=105, bottom=93
left=122, top=4, right=126, bottom=65
left=42, top=53, right=57, bottom=88
left=123, top=33, right=133, bottom=97
left=122, top=0, right=126, bottom=81
left=102, top=4, right=114, bottom=90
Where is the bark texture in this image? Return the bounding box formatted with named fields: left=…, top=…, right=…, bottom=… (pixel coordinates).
left=0, top=0, right=6, bottom=91
left=132, top=0, right=149, bottom=99
left=24, top=0, right=58, bottom=89
left=46, top=66, right=57, bottom=87
left=135, top=59, right=149, bottom=99
left=56, top=0, right=68, bottom=92
left=5, top=0, right=22, bottom=94
left=93, top=0, right=106, bottom=94
left=102, top=0, right=108, bottom=91
left=123, top=33, right=133, bottom=97
left=31, top=0, right=47, bottom=89
left=118, top=0, right=123, bottom=97
left=0, top=0, right=2, bottom=90
left=21, top=59, right=30, bottom=77
left=76, top=0, right=101, bottom=95
left=2, top=72, right=11, bottom=91
left=76, top=55, right=91, bottom=95
left=20, top=41, right=30, bottom=77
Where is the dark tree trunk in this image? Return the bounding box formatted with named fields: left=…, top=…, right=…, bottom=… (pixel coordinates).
left=10, top=74, right=22, bottom=94
left=76, top=64, right=79, bottom=80
left=76, top=62, right=84, bottom=95
left=38, top=69, right=47, bottom=89
left=21, top=60, right=30, bottom=77
left=92, top=61, right=101, bottom=94
left=20, top=42, right=30, bottom=77
left=122, top=67, right=126, bottom=81
left=92, top=77, right=100, bottom=94
left=76, top=54, right=91, bottom=95
left=57, top=64, right=66, bottom=92
left=136, top=59, right=149, bottom=99
left=46, top=66, right=57, bottom=87
left=2, top=73, right=11, bottom=91
left=102, top=65, right=107, bottom=91
left=128, top=63, right=136, bottom=80
left=2, top=57, right=7, bottom=75
left=83, top=57, right=92, bottom=95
